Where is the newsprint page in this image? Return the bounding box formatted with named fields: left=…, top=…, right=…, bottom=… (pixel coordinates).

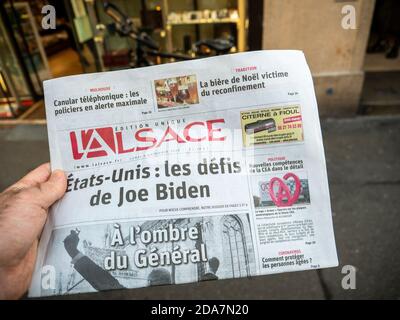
left=29, top=50, right=338, bottom=297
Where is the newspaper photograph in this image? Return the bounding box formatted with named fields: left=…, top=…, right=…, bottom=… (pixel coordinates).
left=29, top=50, right=338, bottom=297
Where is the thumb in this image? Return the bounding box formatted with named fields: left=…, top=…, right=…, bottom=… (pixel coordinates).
left=36, top=170, right=67, bottom=209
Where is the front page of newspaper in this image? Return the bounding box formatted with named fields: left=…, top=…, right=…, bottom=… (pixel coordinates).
left=29, top=50, right=338, bottom=297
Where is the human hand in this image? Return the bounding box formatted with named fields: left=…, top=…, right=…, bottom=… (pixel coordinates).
left=0, top=163, right=66, bottom=299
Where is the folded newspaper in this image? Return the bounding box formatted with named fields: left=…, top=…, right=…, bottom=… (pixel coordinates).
left=29, top=50, right=338, bottom=297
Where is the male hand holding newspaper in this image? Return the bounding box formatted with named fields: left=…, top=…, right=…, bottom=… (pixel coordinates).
left=0, top=164, right=66, bottom=299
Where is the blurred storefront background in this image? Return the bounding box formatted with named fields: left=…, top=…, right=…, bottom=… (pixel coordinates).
left=0, top=0, right=399, bottom=120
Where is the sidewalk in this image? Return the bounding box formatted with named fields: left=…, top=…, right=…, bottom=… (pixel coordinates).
left=1, top=115, right=399, bottom=299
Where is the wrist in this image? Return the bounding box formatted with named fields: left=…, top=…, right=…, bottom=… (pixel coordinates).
left=71, top=252, right=84, bottom=264
left=66, top=247, right=79, bottom=259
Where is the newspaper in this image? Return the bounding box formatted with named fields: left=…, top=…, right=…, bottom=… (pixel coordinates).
left=29, top=50, right=338, bottom=297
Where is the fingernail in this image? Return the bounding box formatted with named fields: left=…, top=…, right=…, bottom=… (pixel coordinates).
left=52, top=170, right=66, bottom=181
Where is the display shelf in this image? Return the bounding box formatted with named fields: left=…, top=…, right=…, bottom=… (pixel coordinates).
left=167, top=17, right=239, bottom=26
left=162, top=0, right=247, bottom=53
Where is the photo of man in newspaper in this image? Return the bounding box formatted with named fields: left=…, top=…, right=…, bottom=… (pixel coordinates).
left=154, top=75, right=199, bottom=109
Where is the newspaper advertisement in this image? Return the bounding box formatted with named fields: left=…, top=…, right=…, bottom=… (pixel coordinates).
left=29, top=50, right=338, bottom=297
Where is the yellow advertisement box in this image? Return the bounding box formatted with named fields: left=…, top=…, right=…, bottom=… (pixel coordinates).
left=240, top=105, right=303, bottom=147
